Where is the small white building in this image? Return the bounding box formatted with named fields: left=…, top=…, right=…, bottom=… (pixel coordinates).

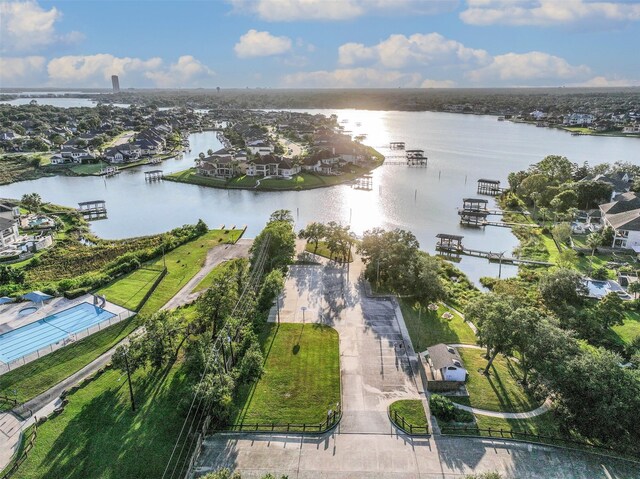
left=426, top=344, right=467, bottom=382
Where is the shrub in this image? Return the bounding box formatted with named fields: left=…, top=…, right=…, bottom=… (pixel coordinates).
left=591, top=267, right=609, bottom=280
left=430, top=394, right=474, bottom=423
left=64, top=286, right=91, bottom=299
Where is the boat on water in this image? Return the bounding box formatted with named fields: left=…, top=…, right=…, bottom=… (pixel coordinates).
left=497, top=116, right=505, bottom=121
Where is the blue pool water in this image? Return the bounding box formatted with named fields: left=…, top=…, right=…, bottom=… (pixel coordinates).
left=0, top=302, right=115, bottom=364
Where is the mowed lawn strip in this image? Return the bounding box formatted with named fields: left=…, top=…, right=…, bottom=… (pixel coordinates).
left=304, top=241, right=353, bottom=262
left=389, top=399, right=428, bottom=429
left=611, top=312, right=640, bottom=345
left=139, top=229, right=242, bottom=315
left=400, top=300, right=477, bottom=350
left=450, top=348, right=540, bottom=413
left=96, top=267, right=164, bottom=311
left=192, top=261, right=231, bottom=293
left=11, top=364, right=192, bottom=479
left=234, top=323, right=340, bottom=426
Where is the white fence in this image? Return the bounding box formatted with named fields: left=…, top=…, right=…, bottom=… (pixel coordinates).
left=0, top=309, right=135, bottom=376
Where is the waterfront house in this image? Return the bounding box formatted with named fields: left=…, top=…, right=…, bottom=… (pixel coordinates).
left=600, top=192, right=640, bottom=252
left=563, top=113, right=595, bottom=126
left=247, top=140, right=274, bottom=155
left=104, top=144, right=141, bottom=163
left=278, top=158, right=301, bottom=177
left=196, top=155, right=239, bottom=179
left=0, top=204, right=20, bottom=221
left=59, top=146, right=96, bottom=164
left=246, top=154, right=280, bottom=176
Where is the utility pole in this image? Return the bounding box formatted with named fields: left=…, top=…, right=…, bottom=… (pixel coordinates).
left=124, top=353, right=136, bottom=412
left=498, top=252, right=505, bottom=279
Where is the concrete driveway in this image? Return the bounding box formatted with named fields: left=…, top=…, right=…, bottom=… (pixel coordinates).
left=194, top=257, right=640, bottom=478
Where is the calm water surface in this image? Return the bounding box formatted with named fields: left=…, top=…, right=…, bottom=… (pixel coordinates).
left=2, top=109, right=638, bottom=284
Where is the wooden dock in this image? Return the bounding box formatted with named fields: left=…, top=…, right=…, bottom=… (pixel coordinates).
left=78, top=200, right=107, bottom=220
left=145, top=170, right=164, bottom=181
left=435, top=234, right=552, bottom=266
left=352, top=174, right=373, bottom=190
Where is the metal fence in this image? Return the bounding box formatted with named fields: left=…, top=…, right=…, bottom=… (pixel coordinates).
left=440, top=425, right=640, bottom=460
left=391, top=410, right=429, bottom=435
left=0, top=309, right=135, bottom=376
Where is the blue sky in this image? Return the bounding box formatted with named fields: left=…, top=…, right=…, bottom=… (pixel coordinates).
left=1, top=0, right=639, bottom=88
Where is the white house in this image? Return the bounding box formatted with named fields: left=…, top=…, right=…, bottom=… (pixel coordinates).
left=246, top=141, right=274, bottom=155
left=600, top=192, right=640, bottom=252
left=529, top=110, right=547, bottom=121
left=563, top=113, right=595, bottom=126
left=426, top=344, right=467, bottom=382
left=278, top=158, right=301, bottom=177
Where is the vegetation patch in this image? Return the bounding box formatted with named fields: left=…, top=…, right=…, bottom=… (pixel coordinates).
left=96, top=267, right=164, bottom=311
left=450, top=348, right=540, bottom=413
left=389, top=399, right=429, bottom=433
left=304, top=240, right=353, bottom=262
left=400, top=300, right=476, bottom=351
left=233, top=323, right=340, bottom=426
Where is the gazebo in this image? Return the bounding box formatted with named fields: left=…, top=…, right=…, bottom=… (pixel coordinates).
left=22, top=291, right=53, bottom=304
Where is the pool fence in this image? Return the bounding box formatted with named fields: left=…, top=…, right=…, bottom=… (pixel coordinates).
left=0, top=309, right=135, bottom=376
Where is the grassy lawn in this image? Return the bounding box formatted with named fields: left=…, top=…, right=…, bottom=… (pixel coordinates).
left=138, top=229, right=243, bottom=315
left=233, top=323, right=340, bottom=426
left=389, top=399, right=428, bottom=431
left=192, top=261, right=231, bottom=293
left=167, top=168, right=375, bottom=191
left=400, top=300, right=477, bottom=351
left=450, top=348, right=540, bottom=413
left=304, top=241, right=353, bottom=262
left=610, top=311, right=640, bottom=345
left=540, top=234, right=561, bottom=263
left=68, top=161, right=109, bottom=175
left=0, top=316, right=140, bottom=403
left=12, top=363, right=192, bottom=479
left=96, top=267, right=164, bottom=311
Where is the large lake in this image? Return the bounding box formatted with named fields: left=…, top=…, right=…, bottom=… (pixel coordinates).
left=1, top=108, right=638, bottom=284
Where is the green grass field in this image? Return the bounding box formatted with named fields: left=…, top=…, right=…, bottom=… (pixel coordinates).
left=192, top=261, right=231, bottom=293
left=304, top=241, right=353, bottom=262
left=11, top=364, right=192, bottom=479
left=233, top=323, right=340, bottom=426
left=450, top=348, right=540, bottom=413
left=611, top=311, right=640, bottom=345
left=389, top=399, right=428, bottom=432
left=400, top=300, right=477, bottom=351
left=138, top=229, right=243, bottom=315
left=97, top=267, right=164, bottom=311
left=68, top=161, right=109, bottom=175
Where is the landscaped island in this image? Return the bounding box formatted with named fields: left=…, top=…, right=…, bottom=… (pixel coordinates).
left=166, top=110, right=384, bottom=191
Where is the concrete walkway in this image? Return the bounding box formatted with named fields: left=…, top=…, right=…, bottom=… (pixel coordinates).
left=161, top=239, right=252, bottom=310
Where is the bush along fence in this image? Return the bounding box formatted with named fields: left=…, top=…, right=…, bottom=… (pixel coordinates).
left=133, top=266, right=168, bottom=311
left=0, top=420, right=37, bottom=479
left=440, top=425, right=640, bottom=462
left=0, top=394, right=18, bottom=412
left=390, top=410, right=429, bottom=436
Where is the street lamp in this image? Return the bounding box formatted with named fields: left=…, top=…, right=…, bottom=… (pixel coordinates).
left=301, top=306, right=307, bottom=322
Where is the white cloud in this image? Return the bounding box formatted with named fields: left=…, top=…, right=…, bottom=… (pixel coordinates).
left=228, top=0, right=457, bottom=21
left=0, top=1, right=83, bottom=52
left=572, top=75, right=640, bottom=87
left=234, top=29, right=292, bottom=58
left=460, top=0, right=640, bottom=27
left=0, top=56, right=46, bottom=83
left=45, top=54, right=214, bottom=88
left=467, top=51, right=590, bottom=83
left=421, top=78, right=455, bottom=88
left=145, top=56, right=216, bottom=88
left=338, top=33, right=489, bottom=69
left=282, top=67, right=422, bottom=88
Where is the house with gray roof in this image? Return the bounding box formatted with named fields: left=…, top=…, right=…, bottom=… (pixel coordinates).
left=425, top=343, right=467, bottom=385
left=600, top=192, right=640, bottom=252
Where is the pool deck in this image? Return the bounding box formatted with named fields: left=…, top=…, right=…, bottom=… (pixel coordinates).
left=0, top=294, right=130, bottom=334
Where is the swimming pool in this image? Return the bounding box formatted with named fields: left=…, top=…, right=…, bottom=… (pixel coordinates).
left=0, top=302, right=115, bottom=364
left=585, top=279, right=627, bottom=299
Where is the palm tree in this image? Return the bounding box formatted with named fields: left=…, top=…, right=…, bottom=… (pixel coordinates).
left=207, top=149, right=214, bottom=156
left=586, top=232, right=602, bottom=258
left=21, top=192, right=42, bottom=213
left=627, top=281, right=640, bottom=299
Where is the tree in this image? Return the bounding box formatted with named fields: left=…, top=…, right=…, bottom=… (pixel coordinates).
left=586, top=232, right=603, bottom=257
left=251, top=216, right=296, bottom=273
left=551, top=223, right=572, bottom=246
left=197, top=274, right=237, bottom=339
left=142, top=310, right=183, bottom=368
left=601, top=226, right=614, bottom=246
left=465, top=294, right=519, bottom=374
left=111, top=338, right=146, bottom=411
left=556, top=248, right=578, bottom=268
left=207, top=148, right=214, bottom=156
left=21, top=192, right=42, bottom=213
left=408, top=253, right=446, bottom=303
left=573, top=180, right=613, bottom=209
left=529, top=155, right=575, bottom=183
left=298, top=222, right=327, bottom=255
left=257, top=269, right=284, bottom=313
left=269, top=209, right=294, bottom=225
left=628, top=281, right=640, bottom=299
left=538, top=268, right=586, bottom=313
left=550, top=190, right=578, bottom=213
left=517, top=174, right=553, bottom=204
left=596, top=292, right=625, bottom=328
left=193, top=369, right=235, bottom=422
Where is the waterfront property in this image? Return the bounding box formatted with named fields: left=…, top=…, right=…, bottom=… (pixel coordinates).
left=599, top=192, right=640, bottom=251
left=424, top=343, right=468, bottom=392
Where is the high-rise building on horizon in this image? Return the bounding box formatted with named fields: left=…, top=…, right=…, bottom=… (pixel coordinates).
left=111, top=75, right=120, bottom=93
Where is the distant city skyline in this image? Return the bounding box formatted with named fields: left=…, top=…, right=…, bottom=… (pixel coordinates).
left=1, top=0, right=639, bottom=89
